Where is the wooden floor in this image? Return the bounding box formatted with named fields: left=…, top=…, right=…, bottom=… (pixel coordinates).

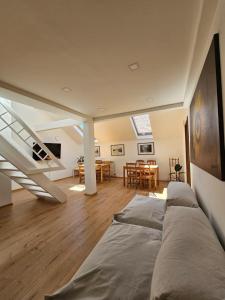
left=0, top=177, right=167, bottom=300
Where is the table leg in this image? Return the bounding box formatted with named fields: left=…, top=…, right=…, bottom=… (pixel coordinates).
left=123, top=167, right=125, bottom=186
left=101, top=166, right=103, bottom=183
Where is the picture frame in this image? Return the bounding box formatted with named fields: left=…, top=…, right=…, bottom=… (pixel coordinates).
left=95, top=146, right=100, bottom=157
left=111, top=144, right=125, bottom=156
left=137, top=142, right=155, bottom=155
left=190, top=34, right=225, bottom=180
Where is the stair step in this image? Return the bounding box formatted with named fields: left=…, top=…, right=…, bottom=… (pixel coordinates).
left=3, top=170, right=27, bottom=178
left=15, top=178, right=37, bottom=185
left=0, top=162, right=17, bottom=170
left=32, top=191, right=53, bottom=198
left=24, top=185, right=44, bottom=192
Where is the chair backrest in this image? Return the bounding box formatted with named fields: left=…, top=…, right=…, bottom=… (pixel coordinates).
left=126, top=162, right=136, bottom=167
left=96, top=160, right=103, bottom=164
left=78, top=164, right=85, bottom=173
left=169, top=158, right=179, bottom=172
left=126, top=163, right=137, bottom=176
left=136, top=160, right=145, bottom=165
left=147, top=160, right=156, bottom=165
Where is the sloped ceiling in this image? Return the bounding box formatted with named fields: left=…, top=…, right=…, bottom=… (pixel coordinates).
left=94, top=108, right=186, bottom=142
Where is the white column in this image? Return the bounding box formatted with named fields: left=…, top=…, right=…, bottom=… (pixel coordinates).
left=83, top=119, right=97, bottom=195
left=0, top=173, right=12, bottom=207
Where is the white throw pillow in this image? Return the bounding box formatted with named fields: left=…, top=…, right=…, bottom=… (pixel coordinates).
left=150, top=206, right=225, bottom=300
left=114, top=194, right=166, bottom=230
left=167, top=181, right=198, bottom=207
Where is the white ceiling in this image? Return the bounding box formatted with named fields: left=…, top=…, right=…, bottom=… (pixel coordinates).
left=0, top=0, right=206, bottom=117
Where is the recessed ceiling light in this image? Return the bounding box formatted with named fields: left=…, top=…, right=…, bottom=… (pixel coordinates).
left=96, top=107, right=105, bottom=111
left=62, top=87, right=72, bottom=92
left=128, top=62, right=140, bottom=71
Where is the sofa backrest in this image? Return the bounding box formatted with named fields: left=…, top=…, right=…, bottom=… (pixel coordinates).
left=150, top=206, right=225, bottom=300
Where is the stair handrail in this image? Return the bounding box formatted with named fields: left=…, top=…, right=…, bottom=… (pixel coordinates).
left=0, top=101, right=65, bottom=174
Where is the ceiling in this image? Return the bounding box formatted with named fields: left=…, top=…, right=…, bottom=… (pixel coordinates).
left=94, top=108, right=186, bottom=142
left=0, top=0, right=213, bottom=118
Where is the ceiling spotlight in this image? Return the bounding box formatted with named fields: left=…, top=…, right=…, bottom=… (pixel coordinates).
left=96, top=107, right=105, bottom=111
left=128, top=62, right=140, bottom=71
left=62, top=87, right=72, bottom=92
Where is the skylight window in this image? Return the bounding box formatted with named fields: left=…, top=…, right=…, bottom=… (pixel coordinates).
left=131, top=114, right=153, bottom=139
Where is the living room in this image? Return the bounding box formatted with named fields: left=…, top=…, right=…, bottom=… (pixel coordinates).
left=0, top=1, right=225, bottom=299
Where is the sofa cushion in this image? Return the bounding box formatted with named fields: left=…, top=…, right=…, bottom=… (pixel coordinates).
left=150, top=206, right=225, bottom=300
left=46, top=221, right=162, bottom=300
left=114, top=194, right=166, bottom=230
left=167, top=181, right=198, bottom=207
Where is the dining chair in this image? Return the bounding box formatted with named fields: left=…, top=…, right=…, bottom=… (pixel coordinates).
left=147, top=160, right=156, bottom=165
left=78, top=165, right=85, bottom=183
left=126, top=163, right=138, bottom=187
left=169, top=158, right=185, bottom=181
left=139, top=165, right=154, bottom=190
left=136, top=160, right=144, bottom=165
left=96, top=164, right=102, bottom=182
left=95, top=160, right=103, bottom=164
left=102, top=163, right=111, bottom=181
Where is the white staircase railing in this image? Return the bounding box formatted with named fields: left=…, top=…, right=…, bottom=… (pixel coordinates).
left=0, top=100, right=67, bottom=203
left=0, top=101, right=64, bottom=174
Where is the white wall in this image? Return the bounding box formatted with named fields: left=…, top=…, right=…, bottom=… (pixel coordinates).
left=190, top=1, right=225, bottom=247
left=96, top=137, right=184, bottom=180
left=96, top=109, right=186, bottom=180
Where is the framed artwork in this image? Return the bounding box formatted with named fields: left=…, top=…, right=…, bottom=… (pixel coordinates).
left=190, top=34, right=225, bottom=180
left=111, top=144, right=125, bottom=156
left=137, top=142, right=155, bottom=155
left=95, top=146, right=100, bottom=157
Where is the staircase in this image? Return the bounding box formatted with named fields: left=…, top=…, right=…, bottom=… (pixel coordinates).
left=0, top=101, right=67, bottom=203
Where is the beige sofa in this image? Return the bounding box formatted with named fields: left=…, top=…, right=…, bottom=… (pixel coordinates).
left=46, top=182, right=225, bottom=300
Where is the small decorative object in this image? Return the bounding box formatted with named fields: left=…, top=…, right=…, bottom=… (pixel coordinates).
left=76, top=155, right=84, bottom=164
left=111, top=144, right=125, bottom=156
left=95, top=146, right=100, bottom=157
left=137, top=142, right=155, bottom=155
left=190, top=34, right=225, bottom=180
left=174, top=163, right=183, bottom=182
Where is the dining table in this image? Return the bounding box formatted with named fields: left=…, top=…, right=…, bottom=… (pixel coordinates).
left=123, top=164, right=159, bottom=188
left=75, top=162, right=111, bottom=183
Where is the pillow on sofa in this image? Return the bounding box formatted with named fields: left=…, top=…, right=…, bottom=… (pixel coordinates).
left=167, top=181, right=198, bottom=207
left=150, top=206, right=225, bottom=300
left=46, top=221, right=162, bottom=300
left=114, top=194, right=166, bottom=230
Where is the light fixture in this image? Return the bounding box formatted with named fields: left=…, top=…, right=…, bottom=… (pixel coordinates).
left=128, top=62, right=140, bottom=71
left=96, top=107, right=105, bottom=112
left=62, top=87, right=72, bottom=92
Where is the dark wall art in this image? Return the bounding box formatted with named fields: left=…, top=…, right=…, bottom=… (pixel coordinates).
left=190, top=34, right=225, bottom=180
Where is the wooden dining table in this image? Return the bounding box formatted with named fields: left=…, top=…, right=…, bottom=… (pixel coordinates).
left=75, top=162, right=111, bottom=183
left=123, top=164, right=159, bottom=188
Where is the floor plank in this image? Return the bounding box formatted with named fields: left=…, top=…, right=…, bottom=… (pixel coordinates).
left=0, top=177, right=167, bottom=300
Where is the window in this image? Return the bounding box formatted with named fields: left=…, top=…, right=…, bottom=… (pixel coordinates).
left=131, top=114, right=153, bottom=138
left=74, top=125, right=84, bottom=136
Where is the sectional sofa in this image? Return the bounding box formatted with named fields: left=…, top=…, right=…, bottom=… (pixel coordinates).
left=46, top=182, right=225, bottom=300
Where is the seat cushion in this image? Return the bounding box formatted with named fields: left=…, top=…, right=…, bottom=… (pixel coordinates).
left=114, top=194, right=166, bottom=230
left=167, top=181, right=198, bottom=207
left=46, top=221, right=162, bottom=300
left=150, top=206, right=225, bottom=300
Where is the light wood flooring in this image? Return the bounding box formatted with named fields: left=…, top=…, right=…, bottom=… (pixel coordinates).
left=0, top=177, right=167, bottom=300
